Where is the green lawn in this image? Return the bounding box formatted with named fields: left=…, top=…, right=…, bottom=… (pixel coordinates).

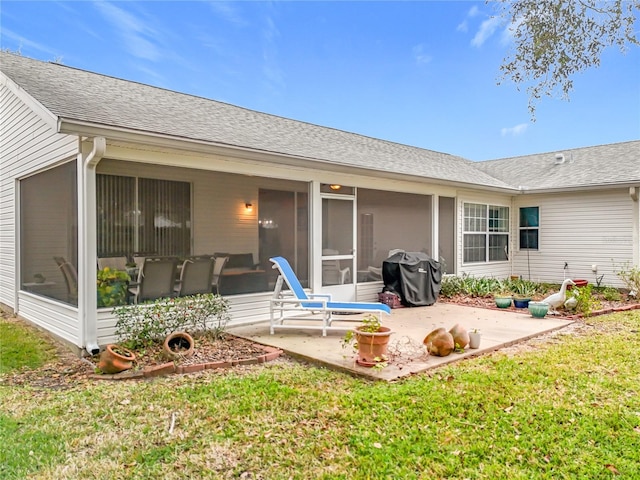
left=1, top=311, right=639, bottom=479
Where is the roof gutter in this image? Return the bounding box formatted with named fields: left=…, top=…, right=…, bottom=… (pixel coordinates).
left=516, top=182, right=640, bottom=195
left=58, top=118, right=518, bottom=194
left=79, top=136, right=106, bottom=356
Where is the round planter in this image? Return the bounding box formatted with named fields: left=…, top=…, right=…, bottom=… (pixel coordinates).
left=528, top=301, right=549, bottom=318
left=355, top=326, right=392, bottom=367
left=513, top=297, right=531, bottom=309
left=98, top=344, right=136, bottom=374
left=468, top=332, right=481, bottom=349
left=163, top=332, right=195, bottom=359
left=567, top=279, right=589, bottom=290
left=494, top=296, right=512, bottom=308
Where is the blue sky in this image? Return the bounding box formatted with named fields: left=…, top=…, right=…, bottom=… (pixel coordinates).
left=1, top=1, right=638, bottom=161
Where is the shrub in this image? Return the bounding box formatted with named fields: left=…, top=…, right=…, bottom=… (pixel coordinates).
left=113, top=294, right=230, bottom=349
left=601, top=287, right=622, bottom=302
left=615, top=262, right=640, bottom=295
left=566, top=284, right=601, bottom=317
left=440, top=276, right=465, bottom=298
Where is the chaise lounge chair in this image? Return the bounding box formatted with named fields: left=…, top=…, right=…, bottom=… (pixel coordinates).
left=269, top=256, right=391, bottom=336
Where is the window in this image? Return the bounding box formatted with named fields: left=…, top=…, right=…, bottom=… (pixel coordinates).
left=463, top=203, right=509, bottom=263
left=519, top=206, right=539, bottom=250
left=97, top=175, right=191, bottom=257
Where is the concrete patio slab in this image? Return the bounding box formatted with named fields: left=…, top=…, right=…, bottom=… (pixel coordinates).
left=227, top=303, right=574, bottom=381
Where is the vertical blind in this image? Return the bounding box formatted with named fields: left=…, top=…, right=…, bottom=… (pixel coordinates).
left=97, top=174, right=190, bottom=257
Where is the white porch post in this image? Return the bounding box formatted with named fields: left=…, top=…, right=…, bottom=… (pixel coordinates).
left=311, top=181, right=322, bottom=290
left=631, top=186, right=639, bottom=267
left=432, top=195, right=439, bottom=264
left=79, top=137, right=105, bottom=355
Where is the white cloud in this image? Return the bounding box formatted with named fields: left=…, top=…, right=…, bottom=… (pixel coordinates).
left=93, top=1, right=161, bottom=61
left=456, top=6, right=480, bottom=33
left=262, top=14, right=284, bottom=91
left=1, top=27, right=58, bottom=57
left=207, top=0, right=247, bottom=27
left=471, top=16, right=502, bottom=47
left=412, top=44, right=432, bottom=65
left=501, top=123, right=529, bottom=136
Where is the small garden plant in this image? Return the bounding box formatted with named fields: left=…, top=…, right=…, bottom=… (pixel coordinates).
left=113, top=293, right=230, bottom=349
left=341, top=314, right=382, bottom=350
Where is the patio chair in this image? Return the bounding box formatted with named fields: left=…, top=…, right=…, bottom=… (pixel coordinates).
left=269, top=256, right=391, bottom=336
left=322, top=249, right=351, bottom=285
left=53, top=256, right=78, bottom=303
left=97, top=256, right=128, bottom=271
left=211, top=255, right=229, bottom=294
left=175, top=256, right=214, bottom=296
left=128, top=256, right=179, bottom=303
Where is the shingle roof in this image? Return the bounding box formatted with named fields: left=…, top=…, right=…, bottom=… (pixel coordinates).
left=474, top=141, right=640, bottom=191
left=2, top=52, right=638, bottom=192
left=0, top=52, right=511, bottom=190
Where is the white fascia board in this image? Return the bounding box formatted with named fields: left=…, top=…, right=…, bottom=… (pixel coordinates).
left=58, top=118, right=518, bottom=195
left=0, top=71, right=59, bottom=131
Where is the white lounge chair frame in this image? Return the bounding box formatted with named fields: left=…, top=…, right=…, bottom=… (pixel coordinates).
left=269, top=256, right=391, bottom=336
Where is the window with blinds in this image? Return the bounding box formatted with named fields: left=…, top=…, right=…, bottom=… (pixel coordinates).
left=97, top=174, right=191, bottom=257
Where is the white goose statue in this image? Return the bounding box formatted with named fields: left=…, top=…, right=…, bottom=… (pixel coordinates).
left=542, top=279, right=576, bottom=313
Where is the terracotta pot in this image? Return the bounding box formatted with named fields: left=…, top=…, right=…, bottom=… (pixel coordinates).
left=449, top=323, right=469, bottom=349
left=567, top=279, right=589, bottom=290
left=422, top=328, right=454, bottom=357
left=163, top=332, right=195, bottom=359
left=354, top=326, right=392, bottom=367
left=98, top=344, right=135, bottom=374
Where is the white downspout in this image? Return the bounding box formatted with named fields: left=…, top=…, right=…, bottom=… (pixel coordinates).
left=631, top=187, right=639, bottom=269
left=80, top=137, right=106, bottom=355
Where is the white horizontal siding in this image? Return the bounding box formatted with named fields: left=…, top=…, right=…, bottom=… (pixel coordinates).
left=356, top=281, right=384, bottom=302
left=0, top=82, right=77, bottom=315
left=95, top=292, right=274, bottom=346
left=17, top=293, right=80, bottom=346
left=513, top=190, right=634, bottom=287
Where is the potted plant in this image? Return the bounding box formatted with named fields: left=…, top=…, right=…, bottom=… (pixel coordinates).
left=342, top=315, right=392, bottom=367
left=98, top=344, right=136, bottom=374
left=493, top=283, right=513, bottom=308
left=511, top=280, right=537, bottom=309
left=468, top=329, right=481, bottom=349
left=528, top=301, right=550, bottom=318
left=163, top=331, right=195, bottom=359
left=97, top=267, right=131, bottom=307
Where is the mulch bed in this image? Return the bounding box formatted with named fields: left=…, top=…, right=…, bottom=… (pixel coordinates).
left=438, top=293, right=640, bottom=318
left=3, top=292, right=639, bottom=389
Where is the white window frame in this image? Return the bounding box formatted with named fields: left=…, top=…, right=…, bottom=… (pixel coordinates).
left=462, top=202, right=510, bottom=264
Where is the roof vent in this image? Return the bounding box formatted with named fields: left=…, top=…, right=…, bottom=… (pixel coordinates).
left=554, top=153, right=565, bottom=165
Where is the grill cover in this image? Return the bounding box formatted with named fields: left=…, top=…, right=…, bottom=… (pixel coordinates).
left=382, top=252, right=441, bottom=307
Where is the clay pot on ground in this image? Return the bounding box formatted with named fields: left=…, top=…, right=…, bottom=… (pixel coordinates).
left=423, top=328, right=454, bottom=357
left=354, top=326, right=392, bottom=367
left=163, top=332, right=195, bottom=359
left=98, top=344, right=136, bottom=374
left=449, top=323, right=469, bottom=349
